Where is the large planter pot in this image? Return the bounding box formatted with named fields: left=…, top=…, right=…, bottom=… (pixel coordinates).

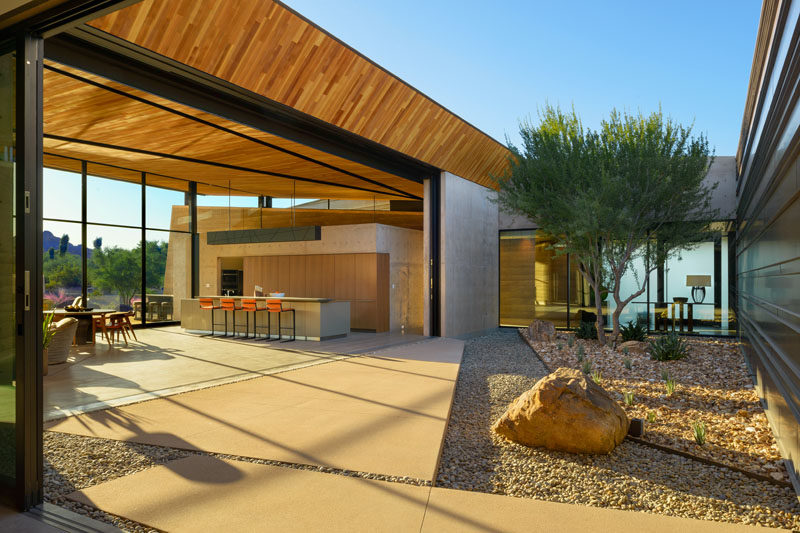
left=42, top=348, right=48, bottom=376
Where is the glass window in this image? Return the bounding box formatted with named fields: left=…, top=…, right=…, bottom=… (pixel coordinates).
left=86, top=225, right=141, bottom=313
left=533, top=235, right=569, bottom=328
left=42, top=221, right=83, bottom=310
left=43, top=168, right=81, bottom=221
left=86, top=173, right=141, bottom=227
left=499, top=230, right=535, bottom=327
left=0, top=48, right=15, bottom=482
left=147, top=185, right=189, bottom=232
left=144, top=229, right=182, bottom=323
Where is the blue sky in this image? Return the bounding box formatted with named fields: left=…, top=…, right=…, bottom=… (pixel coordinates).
left=44, top=1, right=761, bottom=248
left=287, top=0, right=761, bottom=155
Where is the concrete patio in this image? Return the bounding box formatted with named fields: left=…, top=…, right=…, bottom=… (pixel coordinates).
left=43, top=331, right=778, bottom=532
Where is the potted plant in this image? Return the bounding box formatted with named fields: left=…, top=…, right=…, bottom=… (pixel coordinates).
left=42, top=313, right=56, bottom=376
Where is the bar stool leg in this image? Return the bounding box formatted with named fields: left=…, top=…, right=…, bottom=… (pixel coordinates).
left=262, top=312, right=272, bottom=341
left=280, top=309, right=295, bottom=342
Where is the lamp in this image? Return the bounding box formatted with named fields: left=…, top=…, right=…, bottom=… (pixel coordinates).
left=686, top=275, right=711, bottom=304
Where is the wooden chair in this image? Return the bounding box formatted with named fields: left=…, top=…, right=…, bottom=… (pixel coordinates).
left=122, top=311, right=137, bottom=341
left=95, top=312, right=129, bottom=346
left=265, top=298, right=295, bottom=342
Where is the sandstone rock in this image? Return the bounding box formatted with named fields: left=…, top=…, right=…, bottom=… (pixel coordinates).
left=528, top=319, right=556, bottom=342
left=618, top=340, right=648, bottom=354
left=493, top=367, right=629, bottom=454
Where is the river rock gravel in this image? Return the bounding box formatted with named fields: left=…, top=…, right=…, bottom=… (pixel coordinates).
left=435, top=329, right=800, bottom=530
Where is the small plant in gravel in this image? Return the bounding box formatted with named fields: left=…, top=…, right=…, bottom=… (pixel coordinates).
left=692, top=420, right=707, bottom=445
left=646, top=411, right=657, bottom=423
left=576, top=344, right=585, bottom=362
left=575, top=321, right=597, bottom=340
left=665, top=377, right=677, bottom=396
left=649, top=333, right=689, bottom=361
left=620, top=320, right=647, bottom=342
left=581, top=359, right=592, bottom=374
left=557, top=342, right=563, bottom=351
left=660, top=369, right=670, bottom=381
left=567, top=335, right=575, bottom=348
left=623, top=392, right=635, bottom=406
left=623, top=357, right=632, bottom=370
left=590, top=370, right=603, bottom=385
left=622, top=346, right=629, bottom=356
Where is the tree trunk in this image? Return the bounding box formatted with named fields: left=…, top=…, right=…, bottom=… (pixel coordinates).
left=593, top=281, right=606, bottom=345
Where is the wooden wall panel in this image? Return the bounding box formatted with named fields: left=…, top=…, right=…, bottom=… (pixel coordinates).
left=289, top=255, right=307, bottom=296
left=354, top=254, right=377, bottom=301
left=351, top=301, right=377, bottom=331
left=239, top=252, right=387, bottom=331
left=334, top=254, right=356, bottom=301
left=88, top=0, right=511, bottom=188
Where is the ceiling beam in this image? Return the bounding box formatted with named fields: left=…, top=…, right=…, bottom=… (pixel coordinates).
left=45, top=134, right=422, bottom=199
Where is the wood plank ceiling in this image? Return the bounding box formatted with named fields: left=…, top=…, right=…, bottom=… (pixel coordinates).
left=43, top=61, right=422, bottom=199
left=87, top=0, right=511, bottom=189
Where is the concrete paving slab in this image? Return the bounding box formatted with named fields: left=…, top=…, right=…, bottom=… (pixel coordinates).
left=46, top=350, right=461, bottom=480
left=67, top=455, right=430, bottom=533
left=422, top=486, right=777, bottom=532
left=365, top=337, right=465, bottom=364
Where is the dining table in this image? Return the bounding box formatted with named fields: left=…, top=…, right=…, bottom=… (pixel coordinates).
left=45, top=308, right=116, bottom=345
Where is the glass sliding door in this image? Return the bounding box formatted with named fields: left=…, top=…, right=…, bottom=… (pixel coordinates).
left=0, top=47, right=16, bottom=486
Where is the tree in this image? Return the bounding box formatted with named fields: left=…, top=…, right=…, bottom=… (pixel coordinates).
left=43, top=252, right=81, bottom=290
left=495, top=105, right=717, bottom=344
left=58, top=234, right=69, bottom=257
left=90, top=245, right=141, bottom=309
left=93, top=237, right=103, bottom=249
left=48, top=247, right=54, bottom=260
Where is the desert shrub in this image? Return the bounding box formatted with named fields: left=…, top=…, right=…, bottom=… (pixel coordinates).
left=576, top=321, right=596, bottom=340
left=649, top=333, right=689, bottom=361
left=620, top=320, right=647, bottom=342
left=692, top=421, right=707, bottom=445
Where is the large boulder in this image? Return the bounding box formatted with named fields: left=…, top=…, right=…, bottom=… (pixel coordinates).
left=492, top=367, right=629, bottom=454
left=618, top=340, right=648, bottom=354
left=527, top=319, right=556, bottom=342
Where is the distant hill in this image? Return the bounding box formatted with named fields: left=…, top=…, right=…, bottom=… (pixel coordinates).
left=43, top=230, right=91, bottom=258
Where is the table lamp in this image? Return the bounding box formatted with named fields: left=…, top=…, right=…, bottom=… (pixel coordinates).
left=686, top=275, right=711, bottom=304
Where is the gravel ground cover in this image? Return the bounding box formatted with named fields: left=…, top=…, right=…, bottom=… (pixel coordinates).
left=435, top=329, right=800, bottom=530
left=522, top=330, right=787, bottom=483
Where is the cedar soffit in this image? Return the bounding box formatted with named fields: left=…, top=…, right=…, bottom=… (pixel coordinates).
left=87, top=0, right=510, bottom=188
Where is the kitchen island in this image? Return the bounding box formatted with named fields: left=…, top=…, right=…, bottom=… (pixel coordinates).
left=180, top=296, right=350, bottom=341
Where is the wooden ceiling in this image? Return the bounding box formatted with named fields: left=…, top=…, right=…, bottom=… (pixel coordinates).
left=43, top=61, right=422, bottom=199
left=87, top=0, right=510, bottom=189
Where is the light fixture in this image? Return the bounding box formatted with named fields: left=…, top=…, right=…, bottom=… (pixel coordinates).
left=207, top=226, right=321, bottom=245
left=686, top=275, right=711, bottom=304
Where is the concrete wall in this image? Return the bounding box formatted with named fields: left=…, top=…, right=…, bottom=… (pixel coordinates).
left=177, top=223, right=423, bottom=334
left=438, top=171, right=499, bottom=337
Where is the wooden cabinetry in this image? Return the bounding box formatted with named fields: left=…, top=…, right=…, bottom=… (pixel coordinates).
left=242, top=253, right=389, bottom=331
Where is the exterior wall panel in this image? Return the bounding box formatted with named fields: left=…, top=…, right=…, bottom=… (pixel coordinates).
left=736, top=0, right=800, bottom=495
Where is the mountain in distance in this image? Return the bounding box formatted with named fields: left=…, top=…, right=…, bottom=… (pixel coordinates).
left=42, top=230, right=91, bottom=257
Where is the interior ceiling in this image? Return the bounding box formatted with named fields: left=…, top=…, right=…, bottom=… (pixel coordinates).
left=43, top=61, right=422, bottom=200
left=86, top=0, right=511, bottom=189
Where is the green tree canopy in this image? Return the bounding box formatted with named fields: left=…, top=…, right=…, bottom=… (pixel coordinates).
left=58, top=234, right=69, bottom=257
left=495, top=105, right=717, bottom=344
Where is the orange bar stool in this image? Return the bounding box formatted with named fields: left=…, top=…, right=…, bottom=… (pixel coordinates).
left=241, top=298, right=267, bottom=339
left=265, top=298, right=295, bottom=342
left=199, top=298, right=222, bottom=337
left=220, top=298, right=243, bottom=337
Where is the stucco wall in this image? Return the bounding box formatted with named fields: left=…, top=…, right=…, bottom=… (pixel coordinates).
left=439, top=172, right=499, bottom=337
